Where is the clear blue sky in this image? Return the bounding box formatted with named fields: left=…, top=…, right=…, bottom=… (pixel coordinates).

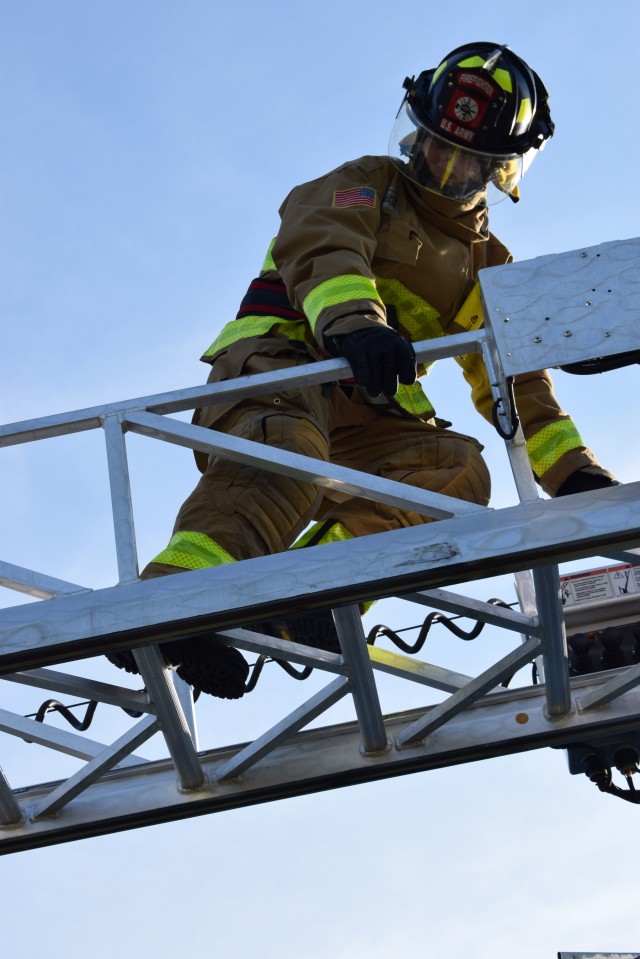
left=1, top=1, right=638, bottom=957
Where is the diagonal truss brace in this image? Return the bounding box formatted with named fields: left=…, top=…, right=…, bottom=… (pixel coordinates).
left=31, top=715, right=159, bottom=820
left=396, top=637, right=542, bottom=746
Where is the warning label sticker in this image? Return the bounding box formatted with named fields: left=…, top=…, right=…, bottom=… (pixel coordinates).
left=560, top=564, right=640, bottom=607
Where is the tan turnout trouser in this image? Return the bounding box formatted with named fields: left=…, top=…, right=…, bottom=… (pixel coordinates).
left=143, top=335, right=491, bottom=576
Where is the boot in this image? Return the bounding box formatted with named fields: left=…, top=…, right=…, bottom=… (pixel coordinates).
left=252, top=608, right=341, bottom=654
left=106, top=636, right=249, bottom=700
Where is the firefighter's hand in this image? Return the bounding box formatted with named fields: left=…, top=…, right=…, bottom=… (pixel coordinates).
left=555, top=470, right=620, bottom=497
left=336, top=327, right=417, bottom=398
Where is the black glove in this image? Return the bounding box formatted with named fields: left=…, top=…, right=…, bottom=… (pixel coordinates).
left=556, top=470, right=620, bottom=497
left=335, top=327, right=417, bottom=399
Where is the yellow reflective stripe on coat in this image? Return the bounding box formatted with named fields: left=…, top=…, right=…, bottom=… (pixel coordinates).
left=261, top=238, right=277, bottom=272
left=395, top=382, right=435, bottom=416
left=303, top=275, right=382, bottom=331
left=292, top=521, right=354, bottom=549
left=376, top=277, right=442, bottom=342
left=202, top=315, right=310, bottom=359
left=526, top=420, right=585, bottom=477
left=152, top=531, right=237, bottom=570
left=374, top=277, right=438, bottom=416
left=291, top=521, right=374, bottom=613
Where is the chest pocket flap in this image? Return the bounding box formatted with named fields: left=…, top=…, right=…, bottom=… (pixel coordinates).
left=375, top=215, right=423, bottom=265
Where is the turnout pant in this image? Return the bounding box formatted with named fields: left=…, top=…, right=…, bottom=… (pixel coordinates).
left=143, top=335, right=491, bottom=578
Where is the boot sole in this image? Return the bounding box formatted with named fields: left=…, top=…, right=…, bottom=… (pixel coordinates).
left=106, top=637, right=249, bottom=700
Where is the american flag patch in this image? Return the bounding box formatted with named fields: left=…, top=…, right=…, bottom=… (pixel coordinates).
left=333, top=186, right=377, bottom=208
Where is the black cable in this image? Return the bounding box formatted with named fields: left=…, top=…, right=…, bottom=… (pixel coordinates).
left=241, top=598, right=520, bottom=690
left=366, top=614, right=482, bottom=654
left=244, top=656, right=268, bottom=692
left=31, top=699, right=99, bottom=731
left=583, top=756, right=640, bottom=805
left=273, top=659, right=314, bottom=681
left=27, top=694, right=145, bottom=727
left=597, top=779, right=640, bottom=805
left=366, top=599, right=513, bottom=655
left=244, top=653, right=317, bottom=691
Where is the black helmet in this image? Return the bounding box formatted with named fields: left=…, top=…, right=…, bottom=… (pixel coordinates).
left=390, top=42, right=554, bottom=202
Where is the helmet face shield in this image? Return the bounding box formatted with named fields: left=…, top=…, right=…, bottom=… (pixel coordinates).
left=390, top=99, right=535, bottom=204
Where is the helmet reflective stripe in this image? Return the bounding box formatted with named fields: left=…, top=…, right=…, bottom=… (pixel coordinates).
left=516, top=97, right=532, bottom=126
left=526, top=420, right=585, bottom=477
left=457, top=55, right=513, bottom=93
left=151, top=531, right=237, bottom=570
left=431, top=58, right=449, bottom=84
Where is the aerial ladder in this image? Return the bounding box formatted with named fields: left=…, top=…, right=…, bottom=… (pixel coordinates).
left=1, top=238, right=639, bottom=854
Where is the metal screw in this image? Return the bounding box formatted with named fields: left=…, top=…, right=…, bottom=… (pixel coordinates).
left=534, top=336, right=542, bottom=343
left=563, top=330, right=572, bottom=337
left=580, top=252, right=589, bottom=258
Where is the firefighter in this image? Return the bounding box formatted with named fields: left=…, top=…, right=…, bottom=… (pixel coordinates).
left=108, top=42, right=617, bottom=698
